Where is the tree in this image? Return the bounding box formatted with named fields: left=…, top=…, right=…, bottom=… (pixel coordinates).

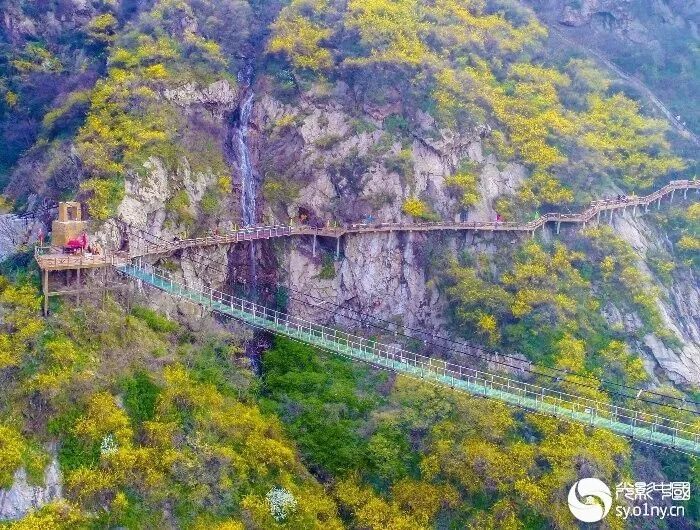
left=268, top=1, right=334, bottom=72
left=577, top=93, right=685, bottom=189
left=0, top=425, right=25, bottom=488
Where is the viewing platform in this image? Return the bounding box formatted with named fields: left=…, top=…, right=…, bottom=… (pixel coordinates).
left=34, top=246, right=128, bottom=271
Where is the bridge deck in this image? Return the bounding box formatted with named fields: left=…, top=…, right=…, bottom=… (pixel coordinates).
left=34, top=247, right=128, bottom=271
left=120, top=264, right=700, bottom=454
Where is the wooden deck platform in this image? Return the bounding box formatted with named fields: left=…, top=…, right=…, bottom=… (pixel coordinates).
left=35, top=247, right=128, bottom=271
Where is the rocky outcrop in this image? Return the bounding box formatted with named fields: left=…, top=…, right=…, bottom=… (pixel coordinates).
left=260, top=87, right=519, bottom=336
left=0, top=215, right=41, bottom=263
left=94, top=78, right=248, bottom=317
left=1, top=0, right=103, bottom=44
left=558, top=0, right=633, bottom=28
left=286, top=231, right=447, bottom=333
left=612, top=210, right=700, bottom=385
left=164, top=80, right=240, bottom=119
left=0, top=453, right=61, bottom=521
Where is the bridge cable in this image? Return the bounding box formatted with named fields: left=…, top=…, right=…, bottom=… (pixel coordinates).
left=129, top=226, right=700, bottom=413
left=165, top=286, right=700, bottom=456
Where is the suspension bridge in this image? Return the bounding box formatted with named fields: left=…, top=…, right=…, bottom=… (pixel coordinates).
left=119, top=263, right=700, bottom=454
left=33, top=179, right=700, bottom=454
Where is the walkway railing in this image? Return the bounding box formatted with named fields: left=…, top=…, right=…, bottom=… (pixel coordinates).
left=34, top=246, right=128, bottom=270
left=119, top=263, right=700, bottom=454
left=128, top=179, right=699, bottom=257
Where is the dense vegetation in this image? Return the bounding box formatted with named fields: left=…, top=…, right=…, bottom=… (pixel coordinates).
left=0, top=276, right=344, bottom=528
left=0, top=275, right=686, bottom=529
left=0, top=1, right=698, bottom=528
left=267, top=0, right=686, bottom=218
left=529, top=0, right=700, bottom=140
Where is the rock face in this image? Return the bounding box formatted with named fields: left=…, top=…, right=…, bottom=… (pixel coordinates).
left=286, top=231, right=446, bottom=333
left=0, top=455, right=62, bottom=521
left=255, top=88, right=514, bottom=333
left=558, top=0, right=633, bottom=28
left=612, top=210, right=700, bottom=385
left=164, top=80, right=240, bottom=119
left=0, top=215, right=41, bottom=263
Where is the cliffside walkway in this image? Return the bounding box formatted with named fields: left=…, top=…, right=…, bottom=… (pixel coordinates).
left=128, top=179, right=699, bottom=258
left=33, top=179, right=699, bottom=269
left=119, top=262, right=700, bottom=454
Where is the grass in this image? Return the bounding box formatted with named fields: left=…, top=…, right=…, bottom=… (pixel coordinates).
left=130, top=306, right=178, bottom=333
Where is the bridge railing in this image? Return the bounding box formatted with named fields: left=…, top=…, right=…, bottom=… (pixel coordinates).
left=122, top=179, right=700, bottom=258
left=34, top=245, right=129, bottom=269
left=121, top=263, right=700, bottom=453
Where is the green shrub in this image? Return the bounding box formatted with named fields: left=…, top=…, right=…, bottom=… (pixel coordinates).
left=121, top=371, right=160, bottom=425
left=80, top=177, right=125, bottom=221
left=200, top=189, right=220, bottom=216
left=262, top=176, right=300, bottom=205
left=0, top=425, right=25, bottom=488
left=384, top=148, right=414, bottom=180
left=262, top=337, right=380, bottom=475
left=402, top=197, right=439, bottom=221
left=314, top=134, right=343, bottom=150
left=350, top=118, right=376, bottom=134
left=318, top=253, right=336, bottom=279
left=130, top=306, right=178, bottom=333
left=445, top=160, right=480, bottom=207
left=166, top=190, right=194, bottom=226
left=384, top=114, right=410, bottom=136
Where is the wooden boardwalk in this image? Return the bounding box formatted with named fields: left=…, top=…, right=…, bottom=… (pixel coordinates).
left=129, top=179, right=699, bottom=257
left=34, top=179, right=699, bottom=268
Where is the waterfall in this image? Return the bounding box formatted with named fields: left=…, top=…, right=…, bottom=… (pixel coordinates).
left=233, top=64, right=258, bottom=296
left=237, top=92, right=256, bottom=227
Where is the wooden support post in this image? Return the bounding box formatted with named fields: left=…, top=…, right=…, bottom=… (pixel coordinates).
left=43, top=269, right=49, bottom=316
left=102, top=266, right=107, bottom=310
left=76, top=268, right=81, bottom=305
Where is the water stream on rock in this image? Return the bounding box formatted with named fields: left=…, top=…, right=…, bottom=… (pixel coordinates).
left=237, top=91, right=256, bottom=227
left=234, top=65, right=258, bottom=297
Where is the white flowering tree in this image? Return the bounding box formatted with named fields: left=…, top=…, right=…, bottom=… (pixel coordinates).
left=265, top=486, right=297, bottom=522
